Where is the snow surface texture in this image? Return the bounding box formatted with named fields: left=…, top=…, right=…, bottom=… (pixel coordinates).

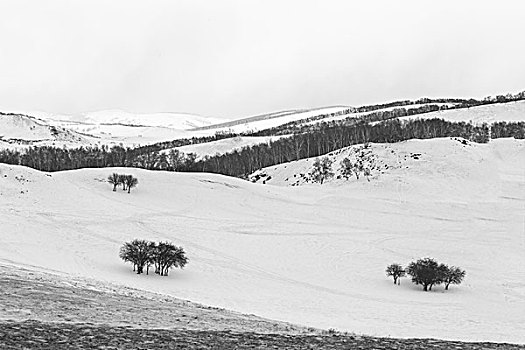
left=1, top=137, right=524, bottom=343
left=0, top=264, right=309, bottom=334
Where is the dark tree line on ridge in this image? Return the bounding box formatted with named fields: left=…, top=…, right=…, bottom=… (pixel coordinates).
left=193, top=119, right=523, bottom=177
left=0, top=118, right=523, bottom=176
left=250, top=92, right=525, bottom=136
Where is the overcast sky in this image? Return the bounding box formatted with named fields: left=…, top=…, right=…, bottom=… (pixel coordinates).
left=1, top=0, right=524, bottom=119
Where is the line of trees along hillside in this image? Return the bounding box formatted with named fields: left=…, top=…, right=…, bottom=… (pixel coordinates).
left=251, top=92, right=525, bottom=136
left=0, top=119, right=523, bottom=175
left=194, top=119, right=520, bottom=177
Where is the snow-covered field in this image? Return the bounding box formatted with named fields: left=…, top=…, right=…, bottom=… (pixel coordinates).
left=1, top=137, right=523, bottom=343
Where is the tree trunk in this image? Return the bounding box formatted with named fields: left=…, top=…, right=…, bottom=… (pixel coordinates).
left=423, top=284, right=428, bottom=291
left=445, top=283, right=450, bottom=290
left=393, top=277, right=397, bottom=284
left=128, top=187, right=131, bottom=194
left=113, top=184, right=117, bottom=191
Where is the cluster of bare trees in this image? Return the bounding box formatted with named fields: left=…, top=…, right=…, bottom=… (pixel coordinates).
left=119, top=239, right=188, bottom=276
left=386, top=258, right=466, bottom=292
left=107, top=173, right=138, bottom=193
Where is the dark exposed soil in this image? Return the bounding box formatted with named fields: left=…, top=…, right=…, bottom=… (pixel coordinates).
left=1, top=265, right=523, bottom=349
left=1, top=320, right=523, bottom=350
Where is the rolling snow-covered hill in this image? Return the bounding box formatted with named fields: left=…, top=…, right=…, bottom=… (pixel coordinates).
left=193, top=106, right=354, bottom=134
left=0, top=112, right=91, bottom=145
left=28, top=109, right=226, bottom=129
left=1, top=101, right=524, bottom=153
left=0, top=137, right=523, bottom=343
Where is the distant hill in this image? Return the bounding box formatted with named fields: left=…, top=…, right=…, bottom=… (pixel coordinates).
left=0, top=112, right=90, bottom=146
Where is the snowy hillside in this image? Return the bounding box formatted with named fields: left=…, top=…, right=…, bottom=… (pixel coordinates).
left=165, top=136, right=287, bottom=159
left=1, top=137, right=524, bottom=343
left=196, top=106, right=353, bottom=134
left=30, top=109, right=226, bottom=129
left=0, top=113, right=90, bottom=145
left=0, top=110, right=227, bottom=148
left=397, top=100, right=525, bottom=124
left=248, top=137, right=510, bottom=187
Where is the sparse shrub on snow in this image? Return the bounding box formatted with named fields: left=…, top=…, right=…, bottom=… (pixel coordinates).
left=310, top=157, right=333, bottom=184
left=339, top=158, right=354, bottom=180
left=338, top=145, right=376, bottom=182
left=385, top=263, right=406, bottom=285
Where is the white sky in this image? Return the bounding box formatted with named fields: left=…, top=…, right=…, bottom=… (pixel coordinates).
left=1, top=0, right=524, bottom=119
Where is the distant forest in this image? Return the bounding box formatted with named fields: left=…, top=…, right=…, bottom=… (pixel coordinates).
left=1, top=118, right=523, bottom=177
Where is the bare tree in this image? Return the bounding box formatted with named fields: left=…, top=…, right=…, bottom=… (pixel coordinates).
left=385, top=263, right=406, bottom=285
left=310, top=157, right=334, bottom=184
left=439, top=264, right=466, bottom=290
left=407, top=258, right=442, bottom=291
left=118, top=174, right=127, bottom=191
left=107, top=173, right=120, bottom=191
left=125, top=175, right=138, bottom=193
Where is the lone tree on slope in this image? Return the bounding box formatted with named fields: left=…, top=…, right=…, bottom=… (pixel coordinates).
left=386, top=263, right=406, bottom=285
left=311, top=157, right=334, bottom=184
left=108, top=173, right=121, bottom=191
left=406, top=258, right=442, bottom=291
left=439, top=264, right=466, bottom=290
left=124, top=175, right=138, bottom=193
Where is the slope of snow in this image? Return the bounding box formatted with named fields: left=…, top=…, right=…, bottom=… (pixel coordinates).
left=0, top=113, right=90, bottom=144
left=26, top=109, right=226, bottom=130
left=1, top=137, right=524, bottom=343
left=165, top=136, right=288, bottom=159
left=398, top=101, right=525, bottom=124
left=303, top=103, right=457, bottom=127
left=200, top=106, right=353, bottom=134
left=0, top=110, right=225, bottom=148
